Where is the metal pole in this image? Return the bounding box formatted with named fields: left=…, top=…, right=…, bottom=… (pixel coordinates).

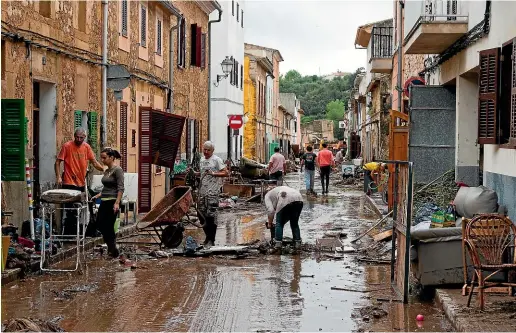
left=390, top=162, right=399, bottom=284
left=101, top=0, right=108, bottom=147
left=397, top=0, right=403, bottom=113
left=403, top=162, right=414, bottom=304
left=25, top=158, right=34, bottom=239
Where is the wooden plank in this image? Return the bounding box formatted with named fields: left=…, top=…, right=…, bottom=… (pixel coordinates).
left=374, top=229, right=393, bottom=242
left=461, top=284, right=512, bottom=296
left=222, top=184, right=255, bottom=198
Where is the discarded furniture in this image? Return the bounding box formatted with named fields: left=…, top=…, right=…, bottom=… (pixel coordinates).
left=39, top=189, right=89, bottom=272
left=222, top=184, right=256, bottom=198
left=118, top=186, right=197, bottom=248
left=464, top=214, right=516, bottom=310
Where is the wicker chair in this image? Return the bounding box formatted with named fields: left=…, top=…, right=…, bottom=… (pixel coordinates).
left=464, top=214, right=516, bottom=310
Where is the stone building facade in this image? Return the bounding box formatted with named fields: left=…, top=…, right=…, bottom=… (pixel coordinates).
left=1, top=0, right=218, bottom=223
left=243, top=52, right=273, bottom=163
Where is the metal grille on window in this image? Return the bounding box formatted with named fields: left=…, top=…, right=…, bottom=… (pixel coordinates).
left=141, top=6, right=146, bottom=47
left=235, top=61, right=239, bottom=88
left=446, top=0, right=458, bottom=21
left=240, top=64, right=243, bottom=89
left=121, top=0, right=128, bottom=36
left=201, top=33, right=206, bottom=68
left=157, top=19, right=162, bottom=55
left=120, top=102, right=128, bottom=171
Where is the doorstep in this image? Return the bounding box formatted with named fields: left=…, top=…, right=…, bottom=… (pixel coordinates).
left=435, top=288, right=516, bottom=332
left=1, top=223, right=138, bottom=286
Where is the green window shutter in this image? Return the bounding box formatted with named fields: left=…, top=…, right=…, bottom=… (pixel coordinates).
left=88, top=112, right=98, bottom=154
left=74, top=110, right=83, bottom=130
left=1, top=99, right=26, bottom=181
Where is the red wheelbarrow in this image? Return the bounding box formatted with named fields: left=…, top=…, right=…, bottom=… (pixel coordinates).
left=119, top=186, right=201, bottom=248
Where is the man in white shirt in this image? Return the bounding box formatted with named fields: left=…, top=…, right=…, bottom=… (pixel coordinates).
left=268, top=147, right=287, bottom=185
left=265, top=186, right=303, bottom=253
left=197, top=141, right=228, bottom=247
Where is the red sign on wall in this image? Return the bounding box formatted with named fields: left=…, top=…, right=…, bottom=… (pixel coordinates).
left=228, top=115, right=243, bottom=129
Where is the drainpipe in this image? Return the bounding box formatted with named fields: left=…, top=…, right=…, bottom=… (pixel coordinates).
left=208, top=5, right=223, bottom=141
left=101, top=0, right=108, bottom=147
left=397, top=0, right=404, bottom=114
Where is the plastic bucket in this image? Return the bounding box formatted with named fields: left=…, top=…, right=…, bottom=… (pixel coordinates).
left=2, top=236, right=11, bottom=272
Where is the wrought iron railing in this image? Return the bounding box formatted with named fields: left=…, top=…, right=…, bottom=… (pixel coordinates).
left=421, top=0, right=468, bottom=22
left=371, top=26, right=393, bottom=59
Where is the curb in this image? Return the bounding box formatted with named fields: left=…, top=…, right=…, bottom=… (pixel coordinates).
left=435, top=288, right=466, bottom=332
left=1, top=223, right=138, bottom=286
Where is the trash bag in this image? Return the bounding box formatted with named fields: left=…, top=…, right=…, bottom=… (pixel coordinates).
left=184, top=236, right=198, bottom=256
left=414, top=203, right=440, bottom=225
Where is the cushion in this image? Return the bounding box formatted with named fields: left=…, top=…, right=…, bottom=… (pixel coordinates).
left=454, top=186, right=498, bottom=219
left=41, top=189, right=84, bottom=204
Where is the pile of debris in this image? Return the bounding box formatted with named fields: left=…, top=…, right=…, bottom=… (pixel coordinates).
left=413, top=170, right=458, bottom=223
left=2, top=317, right=64, bottom=332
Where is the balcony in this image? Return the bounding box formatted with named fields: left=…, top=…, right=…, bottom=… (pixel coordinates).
left=369, top=26, right=393, bottom=73
left=404, top=0, right=468, bottom=54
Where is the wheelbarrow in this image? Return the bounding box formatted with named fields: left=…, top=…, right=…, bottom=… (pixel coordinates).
left=119, top=186, right=201, bottom=248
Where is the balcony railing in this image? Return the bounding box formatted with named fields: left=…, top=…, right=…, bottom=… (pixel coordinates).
left=420, top=0, right=468, bottom=23
left=371, top=27, right=393, bottom=59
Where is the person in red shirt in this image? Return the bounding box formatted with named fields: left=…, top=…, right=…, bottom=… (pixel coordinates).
left=55, top=128, right=104, bottom=235
left=316, top=143, right=335, bottom=194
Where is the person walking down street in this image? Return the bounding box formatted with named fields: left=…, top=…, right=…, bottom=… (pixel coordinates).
left=197, top=141, right=229, bottom=247
left=268, top=147, right=287, bottom=186
left=55, top=128, right=104, bottom=235
left=300, top=146, right=317, bottom=195
left=265, top=186, right=303, bottom=254
left=316, top=143, right=335, bottom=194
left=90, top=148, right=124, bottom=258
left=363, top=162, right=387, bottom=196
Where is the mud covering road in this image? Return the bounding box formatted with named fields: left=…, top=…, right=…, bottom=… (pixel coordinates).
left=1, top=172, right=453, bottom=332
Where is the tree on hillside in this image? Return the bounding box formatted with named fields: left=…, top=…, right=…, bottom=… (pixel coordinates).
left=326, top=100, right=345, bottom=120
left=283, top=70, right=302, bottom=81
left=326, top=100, right=345, bottom=140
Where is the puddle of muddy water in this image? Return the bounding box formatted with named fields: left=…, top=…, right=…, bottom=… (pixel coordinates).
left=2, top=172, right=452, bottom=332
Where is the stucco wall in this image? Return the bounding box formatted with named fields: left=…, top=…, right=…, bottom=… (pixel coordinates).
left=243, top=56, right=257, bottom=159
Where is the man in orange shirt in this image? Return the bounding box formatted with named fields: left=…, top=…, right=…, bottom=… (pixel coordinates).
left=55, top=128, right=104, bottom=235
left=316, top=143, right=335, bottom=194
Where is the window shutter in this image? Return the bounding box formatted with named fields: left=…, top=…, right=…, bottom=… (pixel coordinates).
left=241, top=10, right=244, bottom=27
left=181, top=18, right=186, bottom=67
left=510, top=40, right=516, bottom=142
left=237, top=3, right=239, bottom=21
left=74, top=110, right=82, bottom=130
left=121, top=0, right=128, bottom=37
left=232, top=0, right=234, bottom=15
left=120, top=102, right=128, bottom=171
left=141, top=6, right=147, bottom=47
left=240, top=64, right=243, bottom=90
left=138, top=107, right=152, bottom=213
left=201, top=33, right=206, bottom=69
left=478, top=48, right=500, bottom=144
left=1, top=99, right=26, bottom=181
left=88, top=112, right=98, bottom=154
left=190, top=24, right=197, bottom=66
left=157, top=19, right=162, bottom=55
left=196, top=26, right=202, bottom=67
left=131, top=129, right=136, bottom=147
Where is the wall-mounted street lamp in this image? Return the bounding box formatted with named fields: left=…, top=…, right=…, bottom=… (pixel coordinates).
left=214, top=56, right=234, bottom=87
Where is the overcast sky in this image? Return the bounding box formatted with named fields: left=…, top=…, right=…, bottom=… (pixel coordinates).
left=244, top=0, right=393, bottom=76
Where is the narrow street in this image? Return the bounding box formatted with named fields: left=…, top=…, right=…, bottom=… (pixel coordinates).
left=1, top=173, right=452, bottom=332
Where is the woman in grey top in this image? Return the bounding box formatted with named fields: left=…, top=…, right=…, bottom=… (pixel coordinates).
left=92, top=148, right=125, bottom=258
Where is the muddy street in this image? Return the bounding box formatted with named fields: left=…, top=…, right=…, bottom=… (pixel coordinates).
left=2, top=173, right=452, bottom=332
